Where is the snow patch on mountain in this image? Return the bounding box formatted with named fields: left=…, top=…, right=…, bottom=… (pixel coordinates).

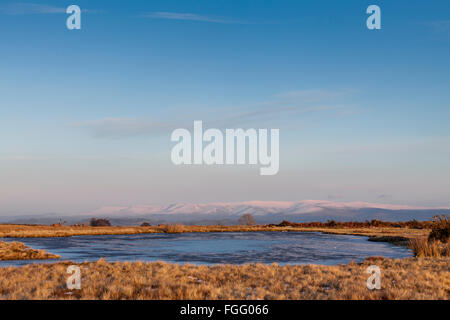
left=83, top=200, right=447, bottom=217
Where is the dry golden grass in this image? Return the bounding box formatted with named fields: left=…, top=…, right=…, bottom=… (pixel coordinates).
left=0, top=224, right=430, bottom=241
left=160, top=223, right=185, bottom=234
left=409, top=238, right=450, bottom=257
left=0, top=257, right=448, bottom=300
left=0, top=241, right=60, bottom=261
left=408, top=216, right=449, bottom=257
left=0, top=224, right=446, bottom=299
left=0, top=224, right=160, bottom=238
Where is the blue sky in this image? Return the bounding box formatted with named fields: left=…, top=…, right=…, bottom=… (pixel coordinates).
left=0, top=1, right=449, bottom=215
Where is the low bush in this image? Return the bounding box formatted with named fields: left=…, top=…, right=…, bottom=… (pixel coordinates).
left=89, top=218, right=111, bottom=227
left=428, top=215, right=449, bottom=243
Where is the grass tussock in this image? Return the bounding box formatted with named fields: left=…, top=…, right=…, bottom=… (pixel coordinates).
left=409, top=238, right=449, bottom=257
left=409, top=215, right=450, bottom=257
left=0, top=258, right=448, bottom=300
left=159, top=224, right=186, bottom=234
left=0, top=241, right=60, bottom=261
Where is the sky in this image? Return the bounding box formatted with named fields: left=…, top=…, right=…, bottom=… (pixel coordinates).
left=0, top=0, right=449, bottom=215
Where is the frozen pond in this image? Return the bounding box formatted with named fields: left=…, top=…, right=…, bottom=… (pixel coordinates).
left=0, top=231, right=412, bottom=267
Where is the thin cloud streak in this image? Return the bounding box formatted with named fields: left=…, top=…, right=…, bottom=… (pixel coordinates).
left=209, top=89, right=356, bottom=127
left=78, top=89, right=356, bottom=139
left=77, top=118, right=178, bottom=139
left=427, top=20, right=450, bottom=34
left=144, top=11, right=246, bottom=24
left=0, top=3, right=102, bottom=15
left=0, top=3, right=65, bottom=15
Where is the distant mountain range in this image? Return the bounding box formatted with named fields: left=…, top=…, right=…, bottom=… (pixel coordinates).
left=2, top=200, right=449, bottom=225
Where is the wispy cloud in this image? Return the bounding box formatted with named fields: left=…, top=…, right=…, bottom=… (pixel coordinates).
left=0, top=155, right=49, bottom=160
left=144, top=11, right=245, bottom=24
left=427, top=20, right=450, bottom=34
left=0, top=3, right=65, bottom=15
left=210, top=89, right=357, bottom=127
left=77, top=118, right=178, bottom=139
left=78, top=89, right=356, bottom=139
left=0, top=3, right=102, bottom=15
left=327, top=194, right=344, bottom=200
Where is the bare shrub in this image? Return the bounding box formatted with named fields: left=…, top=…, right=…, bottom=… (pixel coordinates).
left=238, top=214, right=256, bottom=226
left=326, top=220, right=338, bottom=227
